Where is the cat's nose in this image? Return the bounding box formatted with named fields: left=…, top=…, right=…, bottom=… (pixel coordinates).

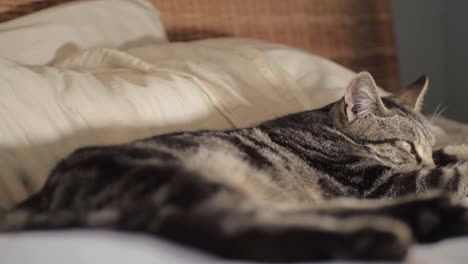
left=422, top=157, right=436, bottom=168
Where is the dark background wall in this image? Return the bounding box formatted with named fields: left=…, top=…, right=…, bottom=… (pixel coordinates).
left=391, top=0, right=468, bottom=122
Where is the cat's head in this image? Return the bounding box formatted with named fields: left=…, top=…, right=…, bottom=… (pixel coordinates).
left=332, top=72, right=436, bottom=168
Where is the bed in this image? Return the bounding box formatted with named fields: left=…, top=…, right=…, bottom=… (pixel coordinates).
left=0, top=0, right=468, bottom=263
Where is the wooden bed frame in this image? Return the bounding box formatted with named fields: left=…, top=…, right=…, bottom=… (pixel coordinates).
left=0, top=0, right=399, bottom=92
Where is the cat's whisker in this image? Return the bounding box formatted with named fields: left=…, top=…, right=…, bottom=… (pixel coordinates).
left=433, top=106, right=448, bottom=123
left=430, top=104, right=441, bottom=124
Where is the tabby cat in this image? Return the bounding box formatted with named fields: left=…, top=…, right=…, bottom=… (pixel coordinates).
left=2, top=72, right=468, bottom=261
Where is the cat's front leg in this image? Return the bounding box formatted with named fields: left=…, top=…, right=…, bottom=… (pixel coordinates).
left=284, top=192, right=468, bottom=243
left=365, top=160, right=468, bottom=199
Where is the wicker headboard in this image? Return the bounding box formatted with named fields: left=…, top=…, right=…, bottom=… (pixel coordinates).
left=0, top=0, right=399, bottom=91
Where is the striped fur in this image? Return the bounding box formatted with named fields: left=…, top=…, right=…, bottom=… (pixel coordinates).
left=2, top=72, right=468, bottom=261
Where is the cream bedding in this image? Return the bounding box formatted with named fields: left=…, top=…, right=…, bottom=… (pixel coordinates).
left=3, top=230, right=468, bottom=264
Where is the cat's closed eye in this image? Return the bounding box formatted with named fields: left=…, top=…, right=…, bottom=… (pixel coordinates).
left=401, top=141, right=412, bottom=152
left=367, top=141, right=422, bottom=166
left=399, top=141, right=420, bottom=159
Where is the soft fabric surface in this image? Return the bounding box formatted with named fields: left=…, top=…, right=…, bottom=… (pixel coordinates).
left=0, top=0, right=167, bottom=210
left=0, top=0, right=167, bottom=65
left=2, top=231, right=468, bottom=264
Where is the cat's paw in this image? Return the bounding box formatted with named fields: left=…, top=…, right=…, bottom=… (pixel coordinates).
left=341, top=219, right=411, bottom=260
left=388, top=193, right=468, bottom=243
left=224, top=216, right=411, bottom=261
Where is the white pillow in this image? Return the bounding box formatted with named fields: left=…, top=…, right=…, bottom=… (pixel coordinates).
left=0, top=0, right=167, bottom=65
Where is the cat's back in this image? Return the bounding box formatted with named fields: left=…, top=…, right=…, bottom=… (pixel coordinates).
left=49, top=115, right=329, bottom=207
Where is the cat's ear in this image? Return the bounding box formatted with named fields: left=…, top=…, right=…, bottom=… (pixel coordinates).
left=395, top=75, right=428, bottom=112
left=343, top=72, right=388, bottom=122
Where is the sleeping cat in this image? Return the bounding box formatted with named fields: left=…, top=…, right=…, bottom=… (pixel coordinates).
left=2, top=72, right=468, bottom=261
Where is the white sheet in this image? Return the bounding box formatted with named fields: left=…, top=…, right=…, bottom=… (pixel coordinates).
left=2, top=230, right=468, bottom=264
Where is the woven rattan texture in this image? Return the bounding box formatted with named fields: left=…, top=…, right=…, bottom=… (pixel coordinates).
left=0, top=0, right=73, bottom=20
left=0, top=0, right=399, bottom=91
